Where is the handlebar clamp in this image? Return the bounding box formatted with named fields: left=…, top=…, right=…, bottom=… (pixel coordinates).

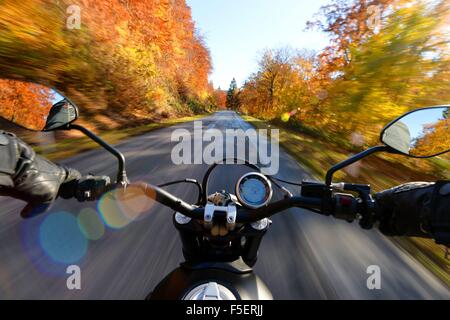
left=204, top=203, right=237, bottom=230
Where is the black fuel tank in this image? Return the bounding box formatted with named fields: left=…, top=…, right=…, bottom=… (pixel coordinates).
left=148, top=259, right=273, bottom=300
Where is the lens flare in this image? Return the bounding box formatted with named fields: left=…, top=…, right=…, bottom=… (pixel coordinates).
left=97, top=184, right=156, bottom=229
left=77, top=208, right=105, bottom=240
left=0, top=268, right=12, bottom=299
left=21, top=213, right=68, bottom=276
left=39, top=212, right=87, bottom=264
left=116, top=184, right=156, bottom=220
left=281, top=112, right=290, bottom=122
left=97, top=191, right=132, bottom=229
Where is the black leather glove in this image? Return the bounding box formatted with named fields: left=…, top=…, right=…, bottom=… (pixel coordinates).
left=375, top=181, right=450, bottom=246
left=73, top=175, right=111, bottom=201
left=0, top=131, right=81, bottom=218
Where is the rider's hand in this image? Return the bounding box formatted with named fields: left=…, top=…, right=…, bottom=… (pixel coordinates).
left=375, top=181, right=450, bottom=246
left=72, top=175, right=111, bottom=201
left=0, top=132, right=81, bottom=218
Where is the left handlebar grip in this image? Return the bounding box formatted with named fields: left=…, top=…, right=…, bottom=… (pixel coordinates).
left=75, top=175, right=111, bottom=201
left=137, top=183, right=200, bottom=218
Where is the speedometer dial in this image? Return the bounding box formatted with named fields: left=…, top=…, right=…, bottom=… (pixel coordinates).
left=236, top=173, right=272, bottom=209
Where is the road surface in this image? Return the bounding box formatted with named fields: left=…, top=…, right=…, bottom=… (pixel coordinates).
left=0, top=111, right=448, bottom=299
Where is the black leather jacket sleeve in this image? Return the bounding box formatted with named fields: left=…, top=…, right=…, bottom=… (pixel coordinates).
left=0, top=131, right=19, bottom=187
left=375, top=181, right=450, bottom=246
left=0, top=131, right=81, bottom=217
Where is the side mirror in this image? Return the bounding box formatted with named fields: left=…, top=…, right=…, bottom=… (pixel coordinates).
left=325, top=105, right=450, bottom=186
left=0, top=78, right=129, bottom=184
left=0, top=79, right=78, bottom=131
left=43, top=99, right=78, bottom=131
left=381, top=106, right=450, bottom=158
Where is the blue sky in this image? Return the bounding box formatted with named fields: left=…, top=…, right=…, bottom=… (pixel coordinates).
left=398, top=107, right=448, bottom=139
left=186, top=0, right=333, bottom=89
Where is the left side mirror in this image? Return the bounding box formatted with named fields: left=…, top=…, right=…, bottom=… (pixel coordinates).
left=381, top=106, right=450, bottom=158
left=0, top=79, right=78, bottom=131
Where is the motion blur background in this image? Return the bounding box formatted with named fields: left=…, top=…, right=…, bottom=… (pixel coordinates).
left=0, top=0, right=449, bottom=292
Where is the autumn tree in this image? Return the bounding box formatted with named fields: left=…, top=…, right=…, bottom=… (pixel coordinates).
left=0, top=0, right=213, bottom=127
left=324, top=0, right=450, bottom=143
left=412, top=112, right=450, bottom=157
left=239, top=0, right=449, bottom=151
left=240, top=48, right=322, bottom=121
left=307, top=0, right=396, bottom=78
left=0, top=80, right=53, bottom=130
left=213, top=87, right=227, bottom=109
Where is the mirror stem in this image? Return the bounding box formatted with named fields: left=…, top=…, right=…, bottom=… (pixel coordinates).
left=325, top=145, right=392, bottom=186
left=69, top=124, right=128, bottom=185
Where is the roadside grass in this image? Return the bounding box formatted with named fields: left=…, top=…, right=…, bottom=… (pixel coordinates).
left=392, top=237, right=450, bottom=287
left=243, top=115, right=450, bottom=288
left=34, top=114, right=206, bottom=161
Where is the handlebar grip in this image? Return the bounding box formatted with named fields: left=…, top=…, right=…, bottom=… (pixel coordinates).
left=137, top=183, right=201, bottom=218
left=70, top=175, right=111, bottom=201
left=332, top=193, right=358, bottom=222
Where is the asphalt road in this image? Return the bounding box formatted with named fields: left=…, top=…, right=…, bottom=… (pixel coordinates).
left=0, top=111, right=448, bottom=299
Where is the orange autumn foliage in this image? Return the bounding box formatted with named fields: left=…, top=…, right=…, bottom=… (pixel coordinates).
left=0, top=80, right=53, bottom=130
left=413, top=117, right=450, bottom=157
left=0, top=0, right=216, bottom=127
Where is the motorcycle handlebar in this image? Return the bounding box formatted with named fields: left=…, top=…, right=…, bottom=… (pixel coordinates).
left=138, top=182, right=199, bottom=216
left=137, top=182, right=326, bottom=223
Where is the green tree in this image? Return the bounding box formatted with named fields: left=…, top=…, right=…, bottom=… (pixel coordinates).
left=226, top=78, right=240, bottom=110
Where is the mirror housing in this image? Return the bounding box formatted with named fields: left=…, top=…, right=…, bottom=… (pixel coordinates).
left=43, top=99, right=79, bottom=131
left=380, top=106, right=450, bottom=158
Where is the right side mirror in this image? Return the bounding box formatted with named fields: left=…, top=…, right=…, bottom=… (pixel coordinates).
left=381, top=106, right=450, bottom=158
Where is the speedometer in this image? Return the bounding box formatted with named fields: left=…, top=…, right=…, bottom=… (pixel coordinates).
left=236, top=172, right=272, bottom=209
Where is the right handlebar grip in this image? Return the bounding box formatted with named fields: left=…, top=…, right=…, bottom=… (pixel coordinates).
left=332, top=193, right=358, bottom=222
